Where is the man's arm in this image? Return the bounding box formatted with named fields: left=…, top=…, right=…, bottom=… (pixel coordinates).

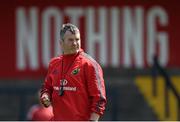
left=40, top=60, right=54, bottom=107
left=85, top=62, right=107, bottom=120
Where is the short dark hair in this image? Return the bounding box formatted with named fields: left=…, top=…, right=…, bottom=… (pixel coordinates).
left=60, top=23, right=80, bottom=40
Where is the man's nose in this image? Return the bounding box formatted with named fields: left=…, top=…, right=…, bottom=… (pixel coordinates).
left=72, top=40, right=77, bottom=45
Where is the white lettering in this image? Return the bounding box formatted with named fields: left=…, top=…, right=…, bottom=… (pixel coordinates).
left=147, top=6, right=168, bottom=66
left=86, top=7, right=107, bottom=65
left=63, top=86, right=77, bottom=91
left=16, top=7, right=38, bottom=70
left=53, top=86, right=77, bottom=91
left=42, top=7, right=62, bottom=68
left=123, top=7, right=144, bottom=68
left=65, top=7, right=84, bottom=28
left=110, top=7, right=120, bottom=67
left=15, top=6, right=169, bottom=70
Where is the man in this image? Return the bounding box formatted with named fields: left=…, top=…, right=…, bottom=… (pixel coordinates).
left=40, top=23, right=106, bottom=121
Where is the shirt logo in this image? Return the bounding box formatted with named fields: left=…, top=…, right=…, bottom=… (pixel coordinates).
left=60, top=79, right=68, bottom=86
left=71, top=68, right=80, bottom=75
left=53, top=79, right=77, bottom=92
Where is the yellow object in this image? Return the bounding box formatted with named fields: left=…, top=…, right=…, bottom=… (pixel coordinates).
left=135, top=76, right=180, bottom=121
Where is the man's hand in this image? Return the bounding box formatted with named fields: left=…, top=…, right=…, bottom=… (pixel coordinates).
left=40, top=93, right=51, bottom=107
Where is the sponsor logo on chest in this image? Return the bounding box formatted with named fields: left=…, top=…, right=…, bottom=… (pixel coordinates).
left=53, top=79, right=77, bottom=92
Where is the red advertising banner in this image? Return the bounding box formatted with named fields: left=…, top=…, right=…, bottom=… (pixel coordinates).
left=0, top=0, right=180, bottom=78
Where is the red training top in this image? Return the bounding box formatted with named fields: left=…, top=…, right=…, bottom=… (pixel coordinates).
left=41, top=49, right=106, bottom=121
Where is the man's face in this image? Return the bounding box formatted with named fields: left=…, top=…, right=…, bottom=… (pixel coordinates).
left=61, top=30, right=81, bottom=54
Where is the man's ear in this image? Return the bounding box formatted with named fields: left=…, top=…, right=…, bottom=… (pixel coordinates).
left=60, top=40, right=64, bottom=50
left=60, top=40, right=63, bottom=46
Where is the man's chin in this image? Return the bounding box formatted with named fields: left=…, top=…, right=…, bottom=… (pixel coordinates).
left=73, top=49, right=79, bottom=52
left=69, top=49, right=79, bottom=54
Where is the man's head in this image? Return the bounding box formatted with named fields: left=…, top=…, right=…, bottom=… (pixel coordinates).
left=60, top=23, right=81, bottom=54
